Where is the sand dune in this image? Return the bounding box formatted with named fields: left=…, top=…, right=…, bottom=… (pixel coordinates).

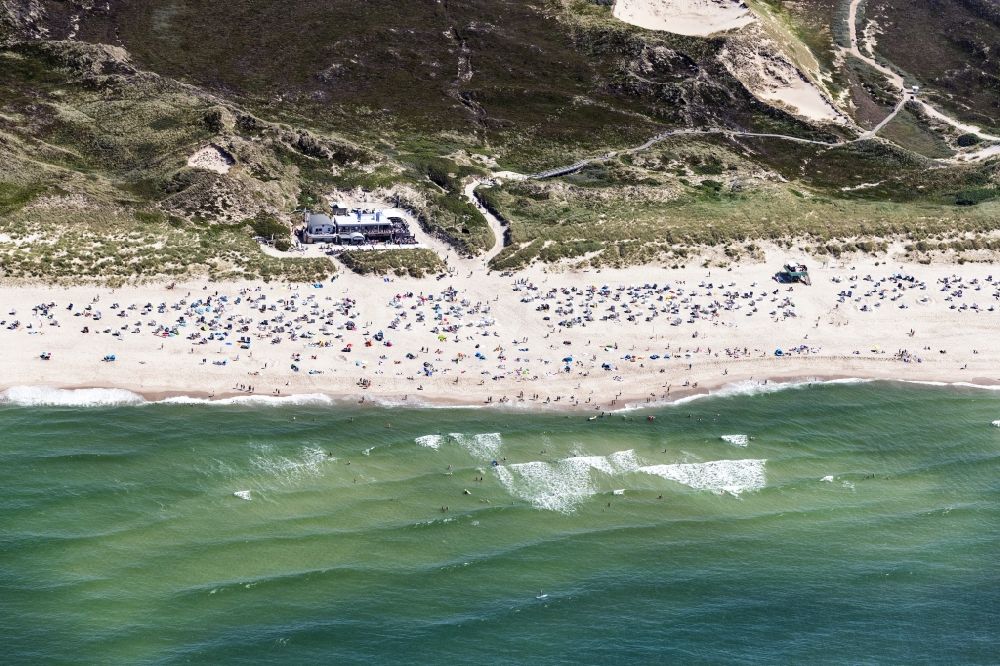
left=613, top=2, right=842, bottom=123
left=612, top=0, right=754, bottom=37
left=720, top=26, right=844, bottom=124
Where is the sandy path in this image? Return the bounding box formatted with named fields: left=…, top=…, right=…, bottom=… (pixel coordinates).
left=530, top=129, right=838, bottom=180
left=915, top=102, right=1000, bottom=143
left=847, top=0, right=904, bottom=89
left=846, top=0, right=999, bottom=157
left=531, top=0, right=996, bottom=179
left=464, top=180, right=507, bottom=264
left=861, top=96, right=908, bottom=139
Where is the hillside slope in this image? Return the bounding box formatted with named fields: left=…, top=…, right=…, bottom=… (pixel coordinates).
left=0, top=0, right=997, bottom=279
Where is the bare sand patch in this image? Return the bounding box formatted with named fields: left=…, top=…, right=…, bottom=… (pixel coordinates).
left=187, top=145, right=234, bottom=174
left=612, top=0, right=754, bottom=37
left=720, top=27, right=844, bottom=124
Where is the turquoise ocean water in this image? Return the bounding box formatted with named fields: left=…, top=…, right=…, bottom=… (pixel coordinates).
left=1, top=381, right=998, bottom=663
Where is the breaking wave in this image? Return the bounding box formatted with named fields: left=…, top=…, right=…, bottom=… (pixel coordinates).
left=156, top=393, right=336, bottom=406
left=608, top=449, right=640, bottom=471
left=411, top=432, right=503, bottom=459
left=449, top=432, right=502, bottom=459
left=901, top=380, right=1000, bottom=391
left=638, top=459, right=766, bottom=496
left=668, top=378, right=873, bottom=407
left=494, top=449, right=639, bottom=513
left=720, top=434, right=749, bottom=447
left=249, top=445, right=332, bottom=485
left=0, top=386, right=145, bottom=407
left=414, top=434, right=444, bottom=449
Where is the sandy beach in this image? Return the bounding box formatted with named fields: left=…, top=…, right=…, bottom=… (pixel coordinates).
left=2, top=246, right=999, bottom=410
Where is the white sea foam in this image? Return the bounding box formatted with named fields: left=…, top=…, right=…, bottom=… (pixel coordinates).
left=991, top=420, right=1000, bottom=428
left=413, top=432, right=502, bottom=457
left=155, top=393, right=335, bottom=406
left=608, top=449, right=640, bottom=472
left=414, top=434, right=444, bottom=449
left=494, top=449, right=638, bottom=512
left=639, top=459, right=766, bottom=496
left=821, top=475, right=835, bottom=482
left=249, top=445, right=330, bottom=484
left=233, top=490, right=252, bottom=501
left=0, top=387, right=341, bottom=408
left=898, top=380, right=1000, bottom=392
left=659, top=377, right=1000, bottom=411
left=450, top=432, right=502, bottom=459
left=562, top=455, right=616, bottom=475
left=667, top=378, right=874, bottom=407
left=720, top=434, right=749, bottom=447
left=495, top=460, right=594, bottom=513
left=0, top=386, right=146, bottom=406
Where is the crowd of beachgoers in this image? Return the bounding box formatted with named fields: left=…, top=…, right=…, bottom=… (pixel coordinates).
left=2, top=252, right=999, bottom=408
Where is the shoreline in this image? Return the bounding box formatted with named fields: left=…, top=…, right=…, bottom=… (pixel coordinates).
left=3, top=372, right=999, bottom=412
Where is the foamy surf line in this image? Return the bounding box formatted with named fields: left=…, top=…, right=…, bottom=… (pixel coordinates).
left=659, top=377, right=875, bottom=408
left=658, top=377, right=1000, bottom=410
left=0, top=386, right=338, bottom=407
left=897, top=380, right=1000, bottom=392
left=156, top=393, right=337, bottom=406
left=3, top=378, right=998, bottom=410
left=0, top=386, right=147, bottom=407
left=0, top=386, right=490, bottom=409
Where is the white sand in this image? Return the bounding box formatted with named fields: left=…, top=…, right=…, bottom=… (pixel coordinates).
left=2, top=246, right=999, bottom=410
left=492, top=171, right=528, bottom=182
left=952, top=143, right=1000, bottom=162
left=614, top=1, right=843, bottom=124
left=720, top=26, right=845, bottom=124
left=187, top=145, right=234, bottom=174
left=612, top=0, right=754, bottom=37
left=756, top=75, right=843, bottom=123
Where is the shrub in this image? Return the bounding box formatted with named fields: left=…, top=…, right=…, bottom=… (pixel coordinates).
left=956, top=134, right=981, bottom=148
left=248, top=213, right=288, bottom=238
left=134, top=209, right=166, bottom=225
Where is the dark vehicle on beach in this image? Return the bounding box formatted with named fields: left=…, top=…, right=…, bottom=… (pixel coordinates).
left=775, top=263, right=811, bottom=285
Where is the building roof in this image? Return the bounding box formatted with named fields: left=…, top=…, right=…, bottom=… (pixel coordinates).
left=306, top=213, right=334, bottom=227
left=333, top=214, right=392, bottom=228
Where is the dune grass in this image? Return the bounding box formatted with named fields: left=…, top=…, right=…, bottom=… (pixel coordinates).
left=339, top=249, right=446, bottom=278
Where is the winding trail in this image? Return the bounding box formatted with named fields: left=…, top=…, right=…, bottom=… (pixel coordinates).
left=463, top=179, right=508, bottom=264
left=526, top=0, right=998, bottom=181
left=846, top=0, right=999, bottom=152
left=529, top=128, right=840, bottom=180
left=845, top=0, right=912, bottom=138
left=847, top=0, right=904, bottom=89
left=861, top=96, right=907, bottom=139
